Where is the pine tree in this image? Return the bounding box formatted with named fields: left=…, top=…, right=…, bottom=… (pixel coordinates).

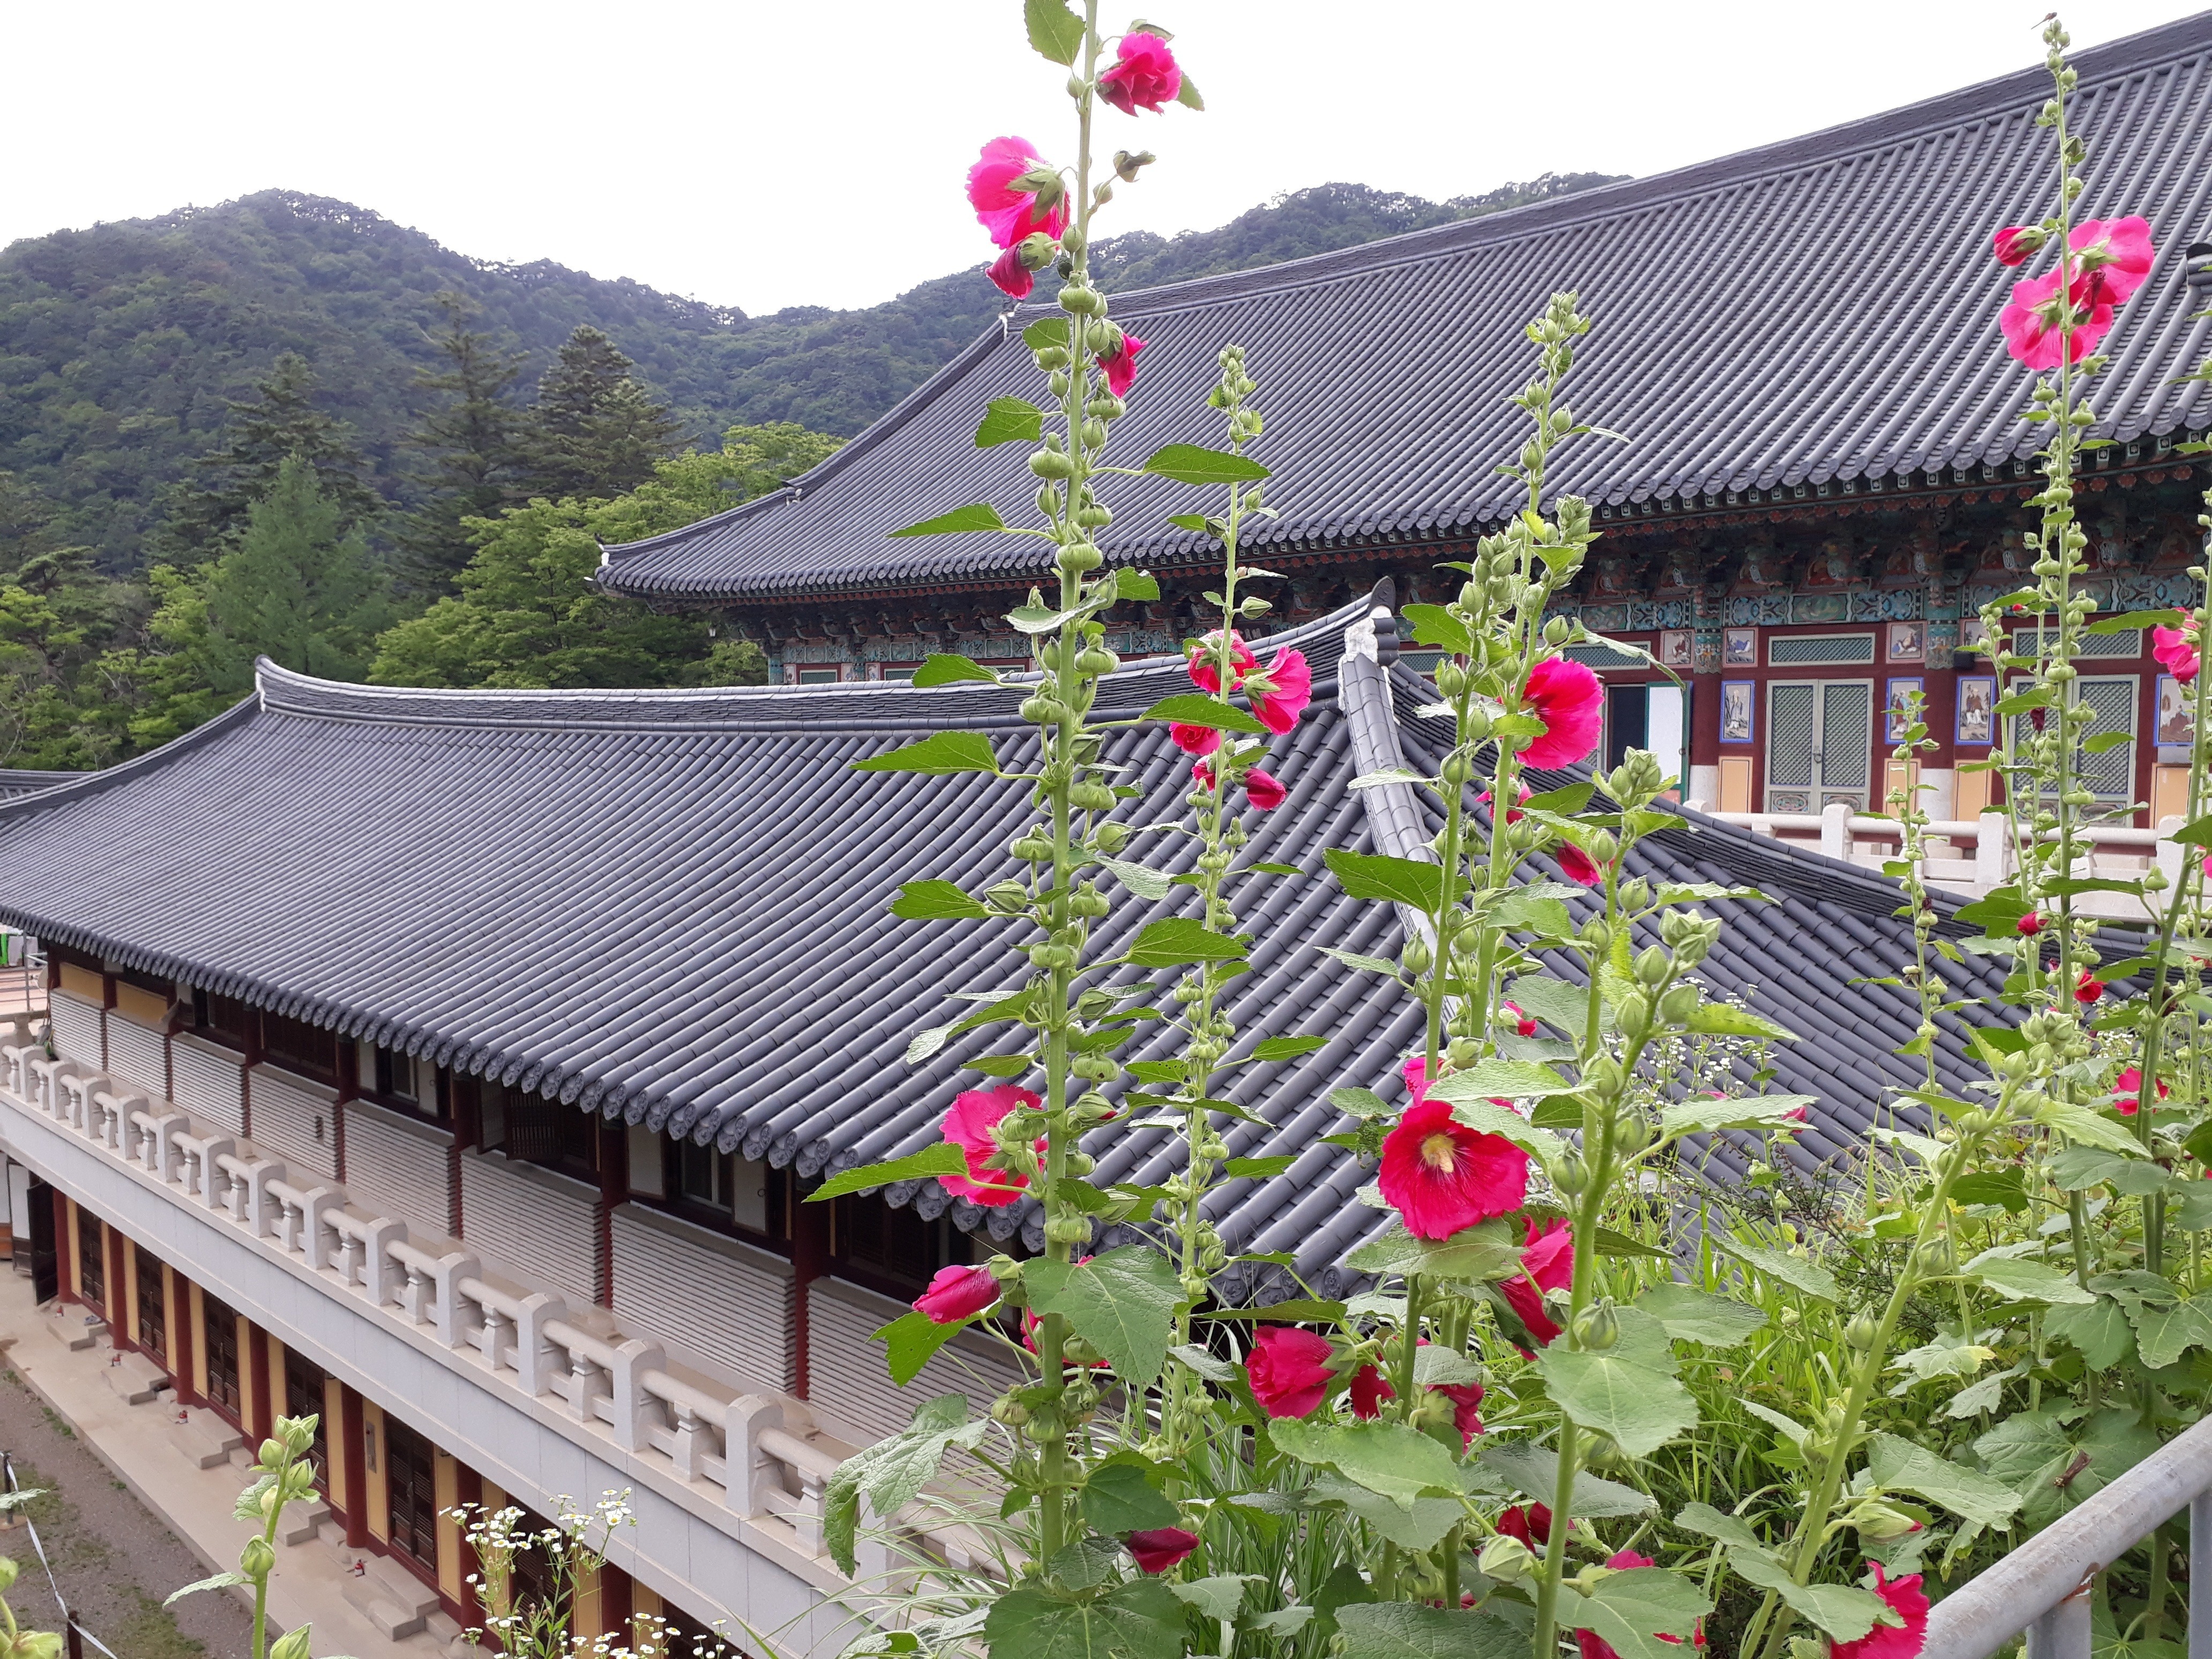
left=397, top=293, right=528, bottom=596
left=155, top=353, right=382, bottom=565
left=522, top=326, right=685, bottom=502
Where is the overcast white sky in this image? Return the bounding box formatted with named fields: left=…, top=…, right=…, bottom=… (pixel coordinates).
left=6, top=1, right=2200, bottom=316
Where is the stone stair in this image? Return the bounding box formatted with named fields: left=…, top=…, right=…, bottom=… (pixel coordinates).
left=276, top=1498, right=330, bottom=1546
left=340, top=1553, right=441, bottom=1640
left=99, top=1347, right=170, bottom=1405
left=168, top=1409, right=244, bottom=1469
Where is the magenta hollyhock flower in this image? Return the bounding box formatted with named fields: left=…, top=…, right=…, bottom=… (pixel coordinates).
left=2000, top=267, right=2113, bottom=369
left=2154, top=625, right=2199, bottom=684
left=1991, top=225, right=2042, bottom=266
left=1503, top=1002, right=1538, bottom=1038
left=1557, top=843, right=1604, bottom=888
left=2114, top=1066, right=2170, bottom=1116
left=1830, top=1564, right=1929, bottom=1659
left=1246, top=1325, right=1335, bottom=1418
left=912, top=1264, right=1000, bottom=1324
left=1497, top=1504, right=1553, bottom=1548
left=1402, top=1054, right=1434, bottom=1104
left=1432, top=1379, right=1485, bottom=1448
left=1378, top=1100, right=1530, bottom=1239
left=1501, top=1219, right=1574, bottom=1347
left=2075, top=969, right=2104, bottom=1006
left=987, top=246, right=1033, bottom=300
left=2016, top=911, right=2044, bottom=937
left=1348, top=1362, right=1394, bottom=1420
left=1521, top=656, right=1604, bottom=767
left=1171, top=721, right=1222, bottom=757
left=1098, top=32, right=1182, bottom=116
left=2069, top=216, right=2156, bottom=308
left=1246, top=648, right=1312, bottom=735
left=1126, top=1527, right=1200, bottom=1573
left=1187, top=630, right=1257, bottom=693
left=1097, top=332, right=1146, bottom=397
left=1479, top=784, right=1531, bottom=825
left=939, top=1085, right=1042, bottom=1206
left=1244, top=767, right=1287, bottom=811
left=967, top=137, right=1067, bottom=249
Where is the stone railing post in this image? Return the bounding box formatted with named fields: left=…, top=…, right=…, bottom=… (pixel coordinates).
left=1820, top=799, right=1851, bottom=860
left=196, top=1138, right=235, bottom=1207
left=149, top=1114, right=187, bottom=1182
left=727, top=1395, right=786, bottom=1518
left=431, top=1254, right=481, bottom=1349
left=244, top=1162, right=286, bottom=1238
left=1975, top=809, right=2011, bottom=888
left=513, top=1294, right=566, bottom=1397
left=298, top=1187, right=341, bottom=1272
left=360, top=1219, right=406, bottom=1308
left=610, top=1340, right=668, bottom=1453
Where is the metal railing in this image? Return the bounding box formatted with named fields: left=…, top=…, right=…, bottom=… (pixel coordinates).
left=1923, top=1410, right=2212, bottom=1659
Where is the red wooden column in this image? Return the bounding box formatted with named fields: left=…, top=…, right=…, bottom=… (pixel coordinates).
left=790, top=1180, right=827, bottom=1400
left=339, top=1384, right=370, bottom=1549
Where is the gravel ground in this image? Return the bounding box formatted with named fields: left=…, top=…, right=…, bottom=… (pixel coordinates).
left=0, top=1358, right=259, bottom=1659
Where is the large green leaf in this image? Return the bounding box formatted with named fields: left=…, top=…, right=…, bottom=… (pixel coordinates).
left=1268, top=1419, right=1466, bottom=1509
left=1138, top=693, right=1271, bottom=734
left=1684, top=1004, right=1798, bottom=1041
left=1334, top=1603, right=1523, bottom=1659
left=1722, top=1548, right=1891, bottom=1643
left=976, top=397, right=1046, bottom=447
left=2043, top=1296, right=2134, bottom=1368
left=1476, top=1442, right=1654, bottom=1518
left=851, top=732, right=1000, bottom=774
left=1974, top=1407, right=2157, bottom=1530
left=1537, top=1347, right=1697, bottom=1456
left=873, top=1309, right=974, bottom=1386
left=1505, top=974, right=1606, bottom=1036
left=1021, top=0, right=1086, bottom=63
left=1672, top=1503, right=1763, bottom=1549
left=889, top=879, right=991, bottom=921
left=807, top=1144, right=972, bottom=1202
left=1325, top=849, right=1444, bottom=911
left=1866, top=1433, right=2022, bottom=1528
left=1345, top=1219, right=1520, bottom=1283
left=1633, top=1284, right=1768, bottom=1346
left=1713, top=1235, right=1840, bottom=1303
left=2129, top=1295, right=2212, bottom=1369
left=1398, top=605, right=1475, bottom=655
left=1080, top=1461, right=1178, bottom=1535
left=1962, top=1247, right=2095, bottom=1305
left=1425, top=1060, right=1572, bottom=1100
left=1140, top=444, right=1272, bottom=485
left=1094, top=856, right=1174, bottom=901
left=1569, top=1568, right=1711, bottom=1659
left=825, top=1394, right=988, bottom=1573
left=911, top=653, right=1002, bottom=687
left=2036, top=1100, right=2150, bottom=1157
left=1309, top=1473, right=1462, bottom=1550
left=1126, top=918, right=1249, bottom=968
left=1657, top=1096, right=1817, bottom=1137
left=1027, top=1245, right=1184, bottom=1385
left=890, top=503, right=1010, bottom=537
left=984, top=1579, right=1186, bottom=1659
left=1167, top=1575, right=1259, bottom=1622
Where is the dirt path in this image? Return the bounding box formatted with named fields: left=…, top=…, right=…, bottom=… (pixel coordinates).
left=0, top=1358, right=259, bottom=1659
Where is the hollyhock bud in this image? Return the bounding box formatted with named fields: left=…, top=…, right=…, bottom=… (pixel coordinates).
left=912, top=1264, right=1001, bottom=1324
left=1501, top=1220, right=1574, bottom=1347
left=2153, top=624, right=2199, bottom=684
left=1503, top=1002, right=1538, bottom=1038
left=1557, top=842, right=1604, bottom=888
left=1991, top=225, right=2045, bottom=266
left=2016, top=911, right=2044, bottom=936
left=967, top=138, right=1070, bottom=249
left=1243, top=767, right=1287, bottom=811
left=1125, top=1527, right=1200, bottom=1574
left=987, top=232, right=1061, bottom=300
left=1246, top=1325, right=1335, bottom=1418
left=1113, top=148, right=1156, bottom=182
left=1097, top=31, right=1183, bottom=115
left=1477, top=1533, right=1534, bottom=1583
left=1378, top=1101, right=1530, bottom=1238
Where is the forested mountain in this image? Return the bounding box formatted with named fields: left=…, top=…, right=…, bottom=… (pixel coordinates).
left=0, top=175, right=1621, bottom=573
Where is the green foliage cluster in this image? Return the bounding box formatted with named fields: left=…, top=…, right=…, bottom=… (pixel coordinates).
left=0, top=178, right=1620, bottom=571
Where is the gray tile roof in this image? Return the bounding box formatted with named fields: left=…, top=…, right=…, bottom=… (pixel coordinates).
left=0, top=770, right=83, bottom=800
left=597, top=14, right=2212, bottom=606
left=0, top=602, right=2015, bottom=1289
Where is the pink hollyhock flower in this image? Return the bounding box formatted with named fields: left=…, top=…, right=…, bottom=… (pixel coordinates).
left=1557, top=843, right=1604, bottom=887
left=1126, top=1527, right=1200, bottom=1573
left=2016, top=911, right=2044, bottom=937
left=1246, top=1325, right=1335, bottom=1418
left=1503, top=1002, right=1538, bottom=1038
left=987, top=245, right=1034, bottom=300
left=2000, top=267, right=2113, bottom=370
left=1521, top=655, right=1604, bottom=768
left=1244, top=767, right=1287, bottom=811
left=1246, top=648, right=1313, bottom=735
left=2075, top=968, right=2104, bottom=1006
left=1991, top=225, right=2043, bottom=266
left=2114, top=1066, right=2170, bottom=1116
left=913, top=1264, right=1000, bottom=1324
left=1097, top=332, right=1145, bottom=397
left=1403, top=1055, right=1433, bottom=1104
left=1501, top=1219, right=1574, bottom=1348
left=1187, top=630, right=1256, bottom=693
left=1830, top=1564, right=1928, bottom=1659
left=1097, top=31, right=1182, bottom=115
left=1171, top=722, right=1222, bottom=757
left=2153, top=625, right=2199, bottom=684
left=2069, top=216, right=2156, bottom=308
left=1431, top=1379, right=1485, bottom=1449
left=1348, top=1362, right=1395, bottom=1419
left=1378, top=1100, right=1530, bottom=1239
left=1479, top=784, right=1531, bottom=824
left=967, top=137, right=1067, bottom=249
left=1496, top=1504, right=1553, bottom=1547
left=939, top=1085, right=1042, bottom=1206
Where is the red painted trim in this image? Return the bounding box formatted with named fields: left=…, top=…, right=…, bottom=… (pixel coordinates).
left=340, top=1384, right=369, bottom=1550
left=249, top=1325, right=273, bottom=1444
left=168, top=1265, right=196, bottom=1407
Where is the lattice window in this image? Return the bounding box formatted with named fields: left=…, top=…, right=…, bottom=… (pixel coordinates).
left=1821, top=683, right=1872, bottom=791
left=1769, top=684, right=1815, bottom=788
left=1769, top=633, right=1875, bottom=666
left=1565, top=641, right=1650, bottom=669
left=2009, top=676, right=2138, bottom=799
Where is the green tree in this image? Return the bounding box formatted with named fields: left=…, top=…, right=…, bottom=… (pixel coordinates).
left=0, top=472, right=143, bottom=769
left=523, top=326, right=685, bottom=503
left=127, top=455, right=391, bottom=745
left=398, top=293, right=528, bottom=596
left=371, top=422, right=840, bottom=690
left=154, top=353, right=383, bottom=566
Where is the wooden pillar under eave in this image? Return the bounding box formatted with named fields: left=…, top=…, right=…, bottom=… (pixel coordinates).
left=248, top=1325, right=273, bottom=1444
left=339, top=1384, right=370, bottom=1549
left=790, top=1178, right=827, bottom=1400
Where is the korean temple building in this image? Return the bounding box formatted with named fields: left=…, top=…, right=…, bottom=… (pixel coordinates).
left=602, top=12, right=2212, bottom=832
left=0, top=14, right=2203, bottom=1659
